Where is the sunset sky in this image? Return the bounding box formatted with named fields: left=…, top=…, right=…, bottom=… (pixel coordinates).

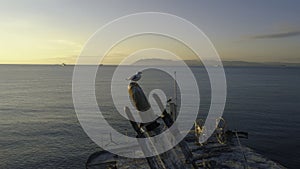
left=0, top=0, right=300, bottom=64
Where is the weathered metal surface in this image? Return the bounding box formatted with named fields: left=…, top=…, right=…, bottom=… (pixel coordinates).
left=128, top=82, right=150, bottom=112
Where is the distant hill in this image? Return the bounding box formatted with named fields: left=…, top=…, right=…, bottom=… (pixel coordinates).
left=222, top=61, right=300, bottom=67
left=133, top=58, right=300, bottom=67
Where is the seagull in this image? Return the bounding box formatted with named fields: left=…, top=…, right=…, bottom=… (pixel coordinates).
left=126, top=71, right=142, bottom=82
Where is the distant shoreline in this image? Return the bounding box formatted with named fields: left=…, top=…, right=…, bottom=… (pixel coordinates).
left=1, top=60, right=300, bottom=67
left=1, top=63, right=300, bottom=68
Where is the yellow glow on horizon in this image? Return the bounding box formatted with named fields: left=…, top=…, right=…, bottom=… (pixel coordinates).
left=0, top=20, right=203, bottom=65
left=0, top=20, right=82, bottom=64
left=102, top=34, right=201, bottom=65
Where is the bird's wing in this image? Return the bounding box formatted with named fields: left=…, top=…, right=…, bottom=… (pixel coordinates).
left=126, top=74, right=135, bottom=80
left=131, top=75, right=139, bottom=81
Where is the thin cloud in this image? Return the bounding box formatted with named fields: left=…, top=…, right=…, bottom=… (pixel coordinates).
left=49, top=39, right=83, bottom=48
left=250, top=30, right=300, bottom=39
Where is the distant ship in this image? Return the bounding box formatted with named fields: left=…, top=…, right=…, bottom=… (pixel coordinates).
left=61, top=63, right=67, bottom=66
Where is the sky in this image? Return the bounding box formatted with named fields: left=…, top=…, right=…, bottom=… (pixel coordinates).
left=0, top=0, right=300, bottom=64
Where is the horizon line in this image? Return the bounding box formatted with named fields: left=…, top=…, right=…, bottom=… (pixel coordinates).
left=1, top=63, right=300, bottom=67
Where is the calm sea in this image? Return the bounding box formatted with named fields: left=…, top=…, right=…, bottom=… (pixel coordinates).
left=0, top=65, right=299, bottom=168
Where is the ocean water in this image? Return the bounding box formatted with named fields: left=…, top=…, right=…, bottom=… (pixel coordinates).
left=0, top=65, right=299, bottom=168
